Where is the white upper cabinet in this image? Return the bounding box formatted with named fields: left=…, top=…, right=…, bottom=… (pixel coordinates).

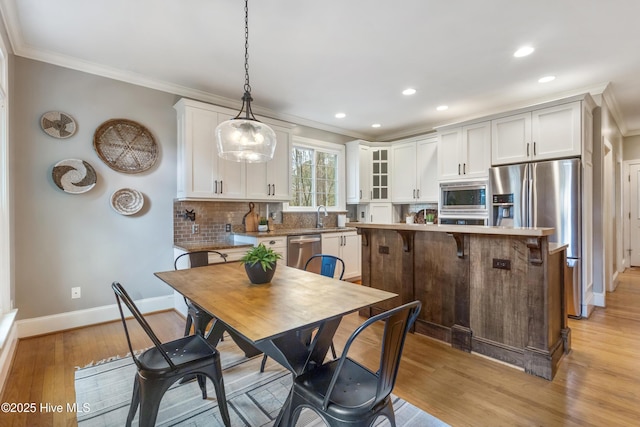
left=245, top=124, right=291, bottom=200
left=175, top=100, right=245, bottom=199
left=370, top=147, right=391, bottom=201
left=391, top=135, right=438, bottom=203
left=438, top=121, right=491, bottom=181
left=175, top=98, right=292, bottom=200
left=492, top=101, right=582, bottom=165
left=346, top=141, right=371, bottom=203
left=359, top=145, right=372, bottom=202
left=345, top=141, right=390, bottom=203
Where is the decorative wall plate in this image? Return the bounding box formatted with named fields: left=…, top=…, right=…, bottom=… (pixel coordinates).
left=93, top=119, right=158, bottom=174
left=52, top=159, right=97, bottom=194
left=41, top=111, right=77, bottom=138
left=110, top=188, right=144, bottom=215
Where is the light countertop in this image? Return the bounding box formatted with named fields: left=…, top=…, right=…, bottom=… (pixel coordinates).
left=232, top=226, right=357, bottom=238
left=349, top=222, right=555, bottom=237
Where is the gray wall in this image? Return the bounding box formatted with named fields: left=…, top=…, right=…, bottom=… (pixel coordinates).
left=623, top=135, right=640, bottom=160
left=12, top=58, right=180, bottom=319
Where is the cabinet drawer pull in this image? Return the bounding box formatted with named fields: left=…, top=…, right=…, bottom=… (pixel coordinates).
left=269, top=240, right=276, bottom=245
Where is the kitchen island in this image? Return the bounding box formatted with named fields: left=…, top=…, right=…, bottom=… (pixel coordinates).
left=352, top=222, right=569, bottom=380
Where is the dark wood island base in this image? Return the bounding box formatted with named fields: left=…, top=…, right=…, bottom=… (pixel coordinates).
left=354, top=223, right=570, bottom=380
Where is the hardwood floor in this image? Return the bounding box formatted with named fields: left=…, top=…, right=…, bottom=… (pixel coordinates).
left=2, top=270, right=639, bottom=426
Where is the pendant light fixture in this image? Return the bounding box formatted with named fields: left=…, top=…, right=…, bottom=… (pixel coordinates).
left=215, top=0, right=276, bottom=163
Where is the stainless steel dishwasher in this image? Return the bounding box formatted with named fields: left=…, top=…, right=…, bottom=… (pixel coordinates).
left=287, top=234, right=321, bottom=273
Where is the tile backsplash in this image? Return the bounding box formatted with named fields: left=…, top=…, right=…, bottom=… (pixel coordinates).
left=173, top=200, right=347, bottom=245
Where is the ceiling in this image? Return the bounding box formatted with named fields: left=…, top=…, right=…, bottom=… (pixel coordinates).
left=2, top=0, right=640, bottom=141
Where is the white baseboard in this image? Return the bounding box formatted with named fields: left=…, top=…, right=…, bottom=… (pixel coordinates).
left=592, top=292, right=605, bottom=308
left=16, top=295, right=175, bottom=338
left=0, top=310, right=19, bottom=398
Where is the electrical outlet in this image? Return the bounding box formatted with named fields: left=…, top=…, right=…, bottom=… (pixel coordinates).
left=192, top=224, right=199, bottom=234
left=225, top=223, right=231, bottom=232
left=71, top=287, right=81, bottom=299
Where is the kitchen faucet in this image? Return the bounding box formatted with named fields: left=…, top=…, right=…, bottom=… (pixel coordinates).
left=316, top=205, right=328, bottom=228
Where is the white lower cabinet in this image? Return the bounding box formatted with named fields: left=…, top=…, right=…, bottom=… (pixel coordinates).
left=321, top=231, right=361, bottom=280
left=233, top=235, right=288, bottom=261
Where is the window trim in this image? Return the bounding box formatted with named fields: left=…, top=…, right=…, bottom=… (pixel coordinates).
left=285, top=136, right=345, bottom=212
left=0, top=35, right=10, bottom=315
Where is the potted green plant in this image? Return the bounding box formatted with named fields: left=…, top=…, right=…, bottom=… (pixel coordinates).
left=258, top=217, right=268, bottom=232
left=425, top=213, right=435, bottom=224
left=239, top=243, right=282, bottom=284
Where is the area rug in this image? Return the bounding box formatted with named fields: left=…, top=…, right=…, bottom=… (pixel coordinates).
left=75, top=346, right=448, bottom=427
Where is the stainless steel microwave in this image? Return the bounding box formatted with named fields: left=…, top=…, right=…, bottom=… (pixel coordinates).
left=440, top=182, right=488, bottom=213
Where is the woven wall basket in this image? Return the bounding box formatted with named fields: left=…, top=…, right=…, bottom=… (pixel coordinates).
left=93, top=119, right=158, bottom=174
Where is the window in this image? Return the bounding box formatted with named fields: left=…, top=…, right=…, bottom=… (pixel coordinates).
left=288, top=137, right=345, bottom=210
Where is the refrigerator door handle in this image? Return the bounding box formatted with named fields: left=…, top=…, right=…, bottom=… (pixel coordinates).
left=529, top=178, right=535, bottom=227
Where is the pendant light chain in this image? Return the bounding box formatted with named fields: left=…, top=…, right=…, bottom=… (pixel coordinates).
left=243, top=0, right=251, bottom=94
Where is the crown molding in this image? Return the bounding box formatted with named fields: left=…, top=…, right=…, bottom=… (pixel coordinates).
left=601, top=83, right=630, bottom=136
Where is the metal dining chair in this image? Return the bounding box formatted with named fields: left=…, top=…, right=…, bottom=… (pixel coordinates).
left=260, top=254, right=344, bottom=373
left=282, top=300, right=421, bottom=427
left=112, top=282, right=231, bottom=427
left=304, top=254, right=345, bottom=280
left=174, top=250, right=227, bottom=336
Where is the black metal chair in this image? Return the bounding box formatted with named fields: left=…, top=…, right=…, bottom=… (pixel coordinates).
left=111, top=282, right=231, bottom=427
left=174, top=250, right=227, bottom=336
left=304, top=253, right=345, bottom=280
left=283, top=300, right=421, bottom=427
left=259, top=254, right=344, bottom=373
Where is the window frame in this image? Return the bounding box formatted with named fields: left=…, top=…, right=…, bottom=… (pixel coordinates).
left=0, top=34, right=11, bottom=315
left=285, top=136, right=345, bottom=212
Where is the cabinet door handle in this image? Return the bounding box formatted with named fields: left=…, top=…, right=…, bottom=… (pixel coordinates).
left=272, top=184, right=275, bottom=195
left=463, top=163, right=466, bottom=174
left=533, top=142, right=537, bottom=156
left=220, top=180, right=223, bottom=193
left=214, top=180, right=218, bottom=194
left=359, top=190, right=362, bottom=199
left=413, top=189, right=415, bottom=199
left=527, top=143, right=530, bottom=157
left=267, top=184, right=271, bottom=196
left=417, top=189, right=420, bottom=199
left=458, top=163, right=461, bottom=175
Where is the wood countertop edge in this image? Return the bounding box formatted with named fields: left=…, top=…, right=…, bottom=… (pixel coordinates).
left=348, top=222, right=555, bottom=237
left=548, top=242, right=569, bottom=255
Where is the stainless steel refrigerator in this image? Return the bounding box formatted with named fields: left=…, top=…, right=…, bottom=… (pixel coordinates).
left=489, top=158, right=582, bottom=318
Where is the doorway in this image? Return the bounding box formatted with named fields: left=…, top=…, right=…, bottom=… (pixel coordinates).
left=628, top=162, right=640, bottom=266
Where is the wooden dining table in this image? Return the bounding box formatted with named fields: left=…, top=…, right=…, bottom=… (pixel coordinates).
left=154, top=261, right=396, bottom=425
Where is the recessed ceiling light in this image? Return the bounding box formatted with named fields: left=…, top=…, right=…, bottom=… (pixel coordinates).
left=402, top=88, right=416, bottom=96
left=436, top=105, right=449, bottom=111
left=371, top=123, right=381, bottom=128
left=514, top=46, right=534, bottom=57
left=335, top=112, right=346, bottom=119
left=538, top=75, right=556, bottom=83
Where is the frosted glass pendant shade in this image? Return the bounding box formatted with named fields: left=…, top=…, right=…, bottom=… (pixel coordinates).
left=215, top=118, right=277, bottom=163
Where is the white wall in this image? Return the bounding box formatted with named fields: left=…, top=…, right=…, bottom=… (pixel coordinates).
left=11, top=58, right=179, bottom=320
